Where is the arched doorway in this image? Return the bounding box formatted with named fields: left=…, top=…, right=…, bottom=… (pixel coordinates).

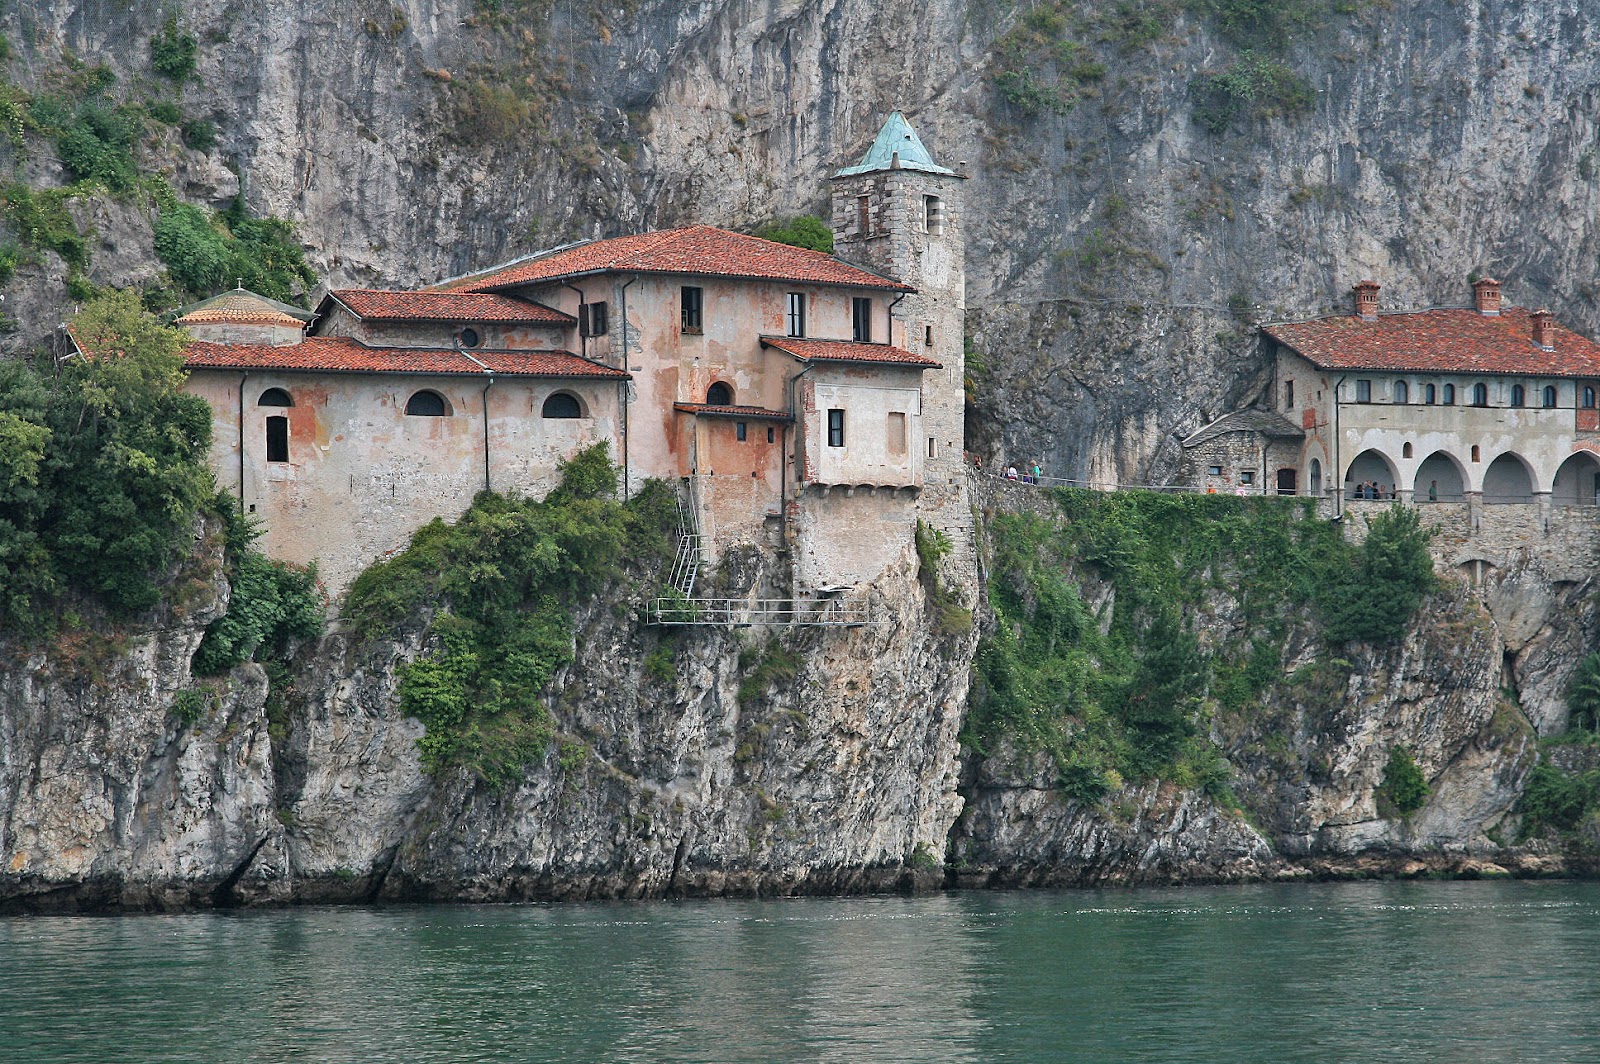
left=1344, top=448, right=1399, bottom=500
left=1482, top=452, right=1535, bottom=504
left=1553, top=452, right=1600, bottom=507
left=1414, top=451, right=1467, bottom=502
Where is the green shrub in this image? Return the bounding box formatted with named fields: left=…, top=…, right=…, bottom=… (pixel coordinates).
left=1567, top=652, right=1600, bottom=732
left=916, top=520, right=972, bottom=637
left=154, top=198, right=317, bottom=304
left=752, top=216, right=833, bottom=253
left=1378, top=746, right=1429, bottom=815
left=171, top=687, right=214, bottom=727
left=50, top=100, right=141, bottom=190
left=146, top=99, right=183, bottom=125
left=1312, top=505, right=1435, bottom=645
left=345, top=446, right=676, bottom=786
left=192, top=499, right=322, bottom=674
left=1, top=184, right=89, bottom=270
left=1192, top=51, right=1315, bottom=133
left=1517, top=756, right=1600, bottom=839
left=737, top=639, right=803, bottom=706
left=150, top=17, right=199, bottom=81
left=0, top=291, right=213, bottom=629
left=180, top=117, right=216, bottom=152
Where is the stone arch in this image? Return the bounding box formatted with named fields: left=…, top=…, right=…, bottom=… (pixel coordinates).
left=1414, top=450, right=1467, bottom=502
left=542, top=391, right=584, bottom=419
left=405, top=390, right=451, bottom=417
left=1553, top=451, right=1600, bottom=507
left=1483, top=451, right=1535, bottom=504
left=1344, top=448, right=1399, bottom=500
left=706, top=381, right=734, bottom=406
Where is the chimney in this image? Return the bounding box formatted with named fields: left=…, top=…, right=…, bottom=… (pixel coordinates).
left=1352, top=280, right=1380, bottom=321
left=1531, top=308, right=1555, bottom=351
left=1472, top=277, right=1502, bottom=316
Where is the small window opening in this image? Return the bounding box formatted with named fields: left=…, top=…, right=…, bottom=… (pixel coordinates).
left=406, top=391, right=449, bottom=416
left=1424, top=384, right=1436, bottom=405
left=767, top=426, right=776, bottom=444
left=923, top=195, right=944, bottom=236
left=1543, top=385, right=1557, bottom=408
left=927, top=437, right=937, bottom=459
left=827, top=408, right=845, bottom=447
left=1444, top=383, right=1456, bottom=405
left=580, top=301, right=609, bottom=337
left=924, top=324, right=934, bottom=347
left=1403, top=442, right=1414, bottom=458
left=1472, top=445, right=1481, bottom=462
left=1356, top=379, right=1372, bottom=403
left=1511, top=384, right=1525, bottom=407
left=265, top=415, right=288, bottom=463
left=1283, top=380, right=1294, bottom=410
left=735, top=421, right=748, bottom=442
left=258, top=387, right=294, bottom=407
left=681, top=286, right=703, bottom=333
left=786, top=293, right=806, bottom=338
left=856, top=195, right=870, bottom=234
left=1208, top=465, right=1223, bottom=476
left=852, top=297, right=873, bottom=343
left=1240, top=470, right=1255, bottom=486
left=1586, top=386, right=1597, bottom=409
left=542, top=392, right=582, bottom=419
left=1394, top=380, right=1409, bottom=404
left=458, top=327, right=481, bottom=349
left=1473, top=383, right=1489, bottom=406
left=706, top=382, right=733, bottom=406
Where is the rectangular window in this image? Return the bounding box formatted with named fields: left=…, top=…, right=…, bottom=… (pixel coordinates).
left=786, top=292, right=807, bottom=338
left=767, top=426, right=775, bottom=443
left=924, top=325, right=934, bottom=347
left=266, top=416, right=289, bottom=463
left=735, top=421, right=747, bottom=442
left=580, top=301, right=609, bottom=337
left=923, top=195, right=944, bottom=235
left=1355, top=379, right=1372, bottom=403
left=1283, top=380, right=1294, bottom=409
left=927, top=437, right=937, bottom=459
left=1208, top=465, right=1223, bottom=476
left=852, top=297, right=873, bottom=342
left=680, top=286, right=703, bottom=333
left=1240, top=471, right=1256, bottom=486
left=856, top=195, right=870, bottom=234
left=887, top=412, right=907, bottom=454
left=827, top=408, right=845, bottom=447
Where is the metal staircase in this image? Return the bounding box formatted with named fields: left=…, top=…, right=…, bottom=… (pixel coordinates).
left=649, top=479, right=879, bottom=627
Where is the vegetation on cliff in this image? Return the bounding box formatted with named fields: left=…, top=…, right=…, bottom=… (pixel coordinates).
left=344, top=445, right=675, bottom=787
left=0, top=291, right=212, bottom=629
left=970, top=490, right=1434, bottom=804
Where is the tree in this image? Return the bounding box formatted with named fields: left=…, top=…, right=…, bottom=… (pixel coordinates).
left=752, top=216, right=834, bottom=253
left=1567, top=651, right=1600, bottom=732
left=1314, top=505, right=1435, bottom=645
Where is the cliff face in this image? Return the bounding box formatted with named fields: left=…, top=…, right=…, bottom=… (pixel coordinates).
left=11, top=1, right=1600, bottom=484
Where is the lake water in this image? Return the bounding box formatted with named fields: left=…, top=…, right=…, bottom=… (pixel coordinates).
left=3, top=880, right=1598, bottom=1063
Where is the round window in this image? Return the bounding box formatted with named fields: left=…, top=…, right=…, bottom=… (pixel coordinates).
left=459, top=327, right=481, bottom=349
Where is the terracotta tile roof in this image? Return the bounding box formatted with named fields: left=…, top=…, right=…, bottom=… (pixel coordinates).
left=442, top=225, right=913, bottom=293
left=326, top=289, right=571, bottom=325
left=173, top=289, right=312, bottom=328
left=1265, top=306, right=1600, bottom=378
left=759, top=335, right=942, bottom=368
left=673, top=402, right=794, bottom=421
left=183, top=337, right=627, bottom=379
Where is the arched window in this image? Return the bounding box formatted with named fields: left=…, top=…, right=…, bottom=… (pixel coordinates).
left=706, top=382, right=733, bottom=406
left=1424, top=384, right=1436, bottom=405
left=1510, top=384, right=1525, bottom=407
left=1472, top=383, right=1488, bottom=407
left=1585, top=386, right=1596, bottom=409
left=1443, top=383, right=1456, bottom=405
left=1309, top=458, right=1322, bottom=498
left=1471, top=445, right=1481, bottom=463
left=1403, top=442, right=1413, bottom=458
left=1394, top=381, right=1409, bottom=404
left=1543, top=386, right=1558, bottom=409
left=405, top=390, right=449, bottom=416
left=258, top=388, right=294, bottom=407
left=542, top=392, right=582, bottom=419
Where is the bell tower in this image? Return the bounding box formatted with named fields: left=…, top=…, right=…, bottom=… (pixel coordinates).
left=829, top=111, right=971, bottom=567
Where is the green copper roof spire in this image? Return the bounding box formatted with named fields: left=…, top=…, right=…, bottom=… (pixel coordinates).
left=834, top=111, right=955, bottom=177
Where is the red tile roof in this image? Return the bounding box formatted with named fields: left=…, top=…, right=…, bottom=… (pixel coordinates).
left=326, top=289, right=571, bottom=324
left=183, top=337, right=627, bottom=379
left=1265, top=306, right=1600, bottom=378
left=673, top=402, right=794, bottom=421
left=442, top=225, right=913, bottom=293
left=759, top=335, right=942, bottom=368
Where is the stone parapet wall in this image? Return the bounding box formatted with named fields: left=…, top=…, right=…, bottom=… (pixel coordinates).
left=1342, top=498, right=1600, bottom=578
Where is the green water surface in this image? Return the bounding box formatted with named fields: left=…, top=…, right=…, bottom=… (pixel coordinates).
left=2, top=880, right=1597, bottom=1063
